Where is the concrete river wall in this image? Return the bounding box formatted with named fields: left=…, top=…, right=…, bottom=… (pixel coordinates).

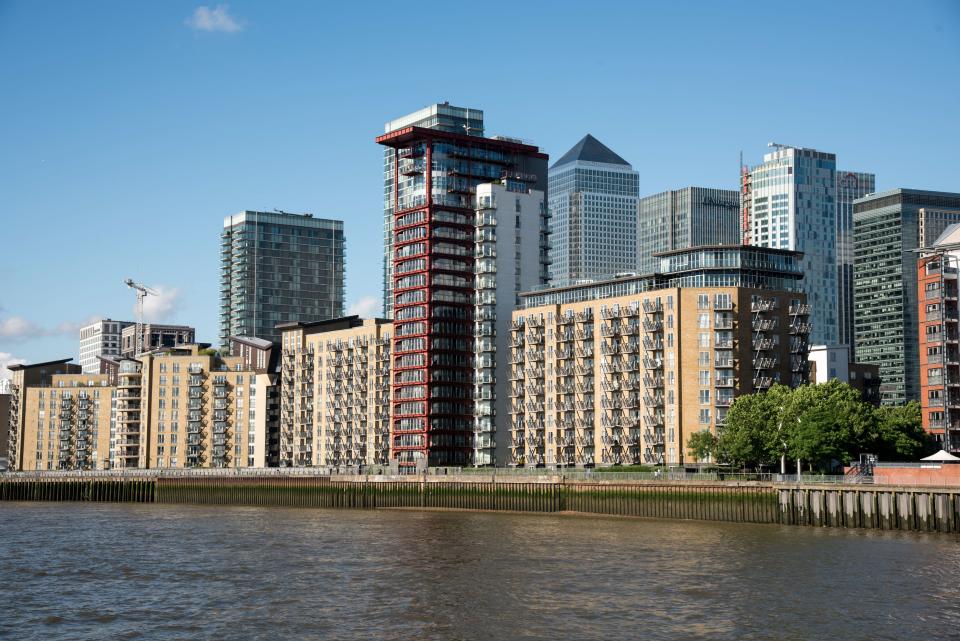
left=2, top=474, right=959, bottom=534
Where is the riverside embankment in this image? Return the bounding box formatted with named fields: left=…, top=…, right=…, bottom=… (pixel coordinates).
left=2, top=470, right=959, bottom=534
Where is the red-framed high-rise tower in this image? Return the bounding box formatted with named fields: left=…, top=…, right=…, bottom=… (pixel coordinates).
left=376, top=125, right=547, bottom=470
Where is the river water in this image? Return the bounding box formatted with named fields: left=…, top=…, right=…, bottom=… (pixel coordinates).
left=0, top=504, right=957, bottom=641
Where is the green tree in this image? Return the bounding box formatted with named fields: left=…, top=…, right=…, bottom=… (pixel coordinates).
left=787, top=404, right=842, bottom=472
left=871, top=401, right=933, bottom=460
left=760, top=384, right=795, bottom=472
left=716, top=381, right=934, bottom=472
left=787, top=380, right=874, bottom=471
left=687, top=429, right=718, bottom=463
left=717, top=391, right=778, bottom=470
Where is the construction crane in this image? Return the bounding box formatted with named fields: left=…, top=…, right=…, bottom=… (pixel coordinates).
left=124, top=278, right=158, bottom=356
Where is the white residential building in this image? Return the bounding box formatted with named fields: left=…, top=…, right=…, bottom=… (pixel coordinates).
left=78, top=319, right=133, bottom=373
left=474, top=182, right=549, bottom=465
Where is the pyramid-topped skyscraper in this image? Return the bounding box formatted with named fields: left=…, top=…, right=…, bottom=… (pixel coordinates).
left=551, top=133, right=632, bottom=168
left=548, top=135, right=639, bottom=285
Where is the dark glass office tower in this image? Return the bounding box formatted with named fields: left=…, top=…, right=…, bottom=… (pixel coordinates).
left=220, top=210, right=345, bottom=348
left=854, top=189, right=960, bottom=404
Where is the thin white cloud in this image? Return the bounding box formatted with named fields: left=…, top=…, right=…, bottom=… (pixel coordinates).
left=141, top=286, right=183, bottom=323
left=348, top=296, right=380, bottom=319
left=0, top=352, right=27, bottom=380
left=0, top=313, right=105, bottom=341
left=185, top=5, right=244, bottom=33
left=0, top=316, right=46, bottom=340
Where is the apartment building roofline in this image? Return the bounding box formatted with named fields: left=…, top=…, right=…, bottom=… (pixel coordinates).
left=376, top=125, right=547, bottom=159
left=7, top=358, right=74, bottom=372
left=524, top=245, right=806, bottom=301
left=275, top=315, right=391, bottom=333
left=223, top=210, right=344, bottom=229
left=652, top=244, right=802, bottom=259
left=230, top=335, right=274, bottom=349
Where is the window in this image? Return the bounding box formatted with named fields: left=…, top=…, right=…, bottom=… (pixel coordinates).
left=699, top=389, right=710, bottom=404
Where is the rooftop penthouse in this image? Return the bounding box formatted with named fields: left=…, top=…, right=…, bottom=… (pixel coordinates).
left=523, top=245, right=805, bottom=308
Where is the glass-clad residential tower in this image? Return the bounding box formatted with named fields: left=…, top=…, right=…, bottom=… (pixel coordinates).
left=637, top=187, right=740, bottom=274
left=382, top=103, right=485, bottom=318
left=548, top=135, right=639, bottom=285
left=220, top=210, right=345, bottom=348
left=836, top=171, right=876, bottom=357
left=744, top=145, right=838, bottom=346
left=853, top=189, right=960, bottom=405
left=376, top=117, right=547, bottom=470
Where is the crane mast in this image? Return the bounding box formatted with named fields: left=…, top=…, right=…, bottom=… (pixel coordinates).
left=124, top=278, right=158, bottom=356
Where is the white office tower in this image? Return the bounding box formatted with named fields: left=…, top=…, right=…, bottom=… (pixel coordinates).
left=79, top=319, right=133, bottom=373
left=474, top=182, right=549, bottom=465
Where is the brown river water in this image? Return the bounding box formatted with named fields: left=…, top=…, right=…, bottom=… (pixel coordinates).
left=0, top=503, right=957, bottom=640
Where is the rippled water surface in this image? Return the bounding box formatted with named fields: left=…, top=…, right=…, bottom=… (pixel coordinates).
left=1, top=503, right=958, bottom=640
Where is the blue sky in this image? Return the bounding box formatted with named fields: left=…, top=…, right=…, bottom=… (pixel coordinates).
left=1, top=0, right=958, bottom=373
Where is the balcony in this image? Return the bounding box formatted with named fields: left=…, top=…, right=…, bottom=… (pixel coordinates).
left=753, top=357, right=777, bottom=369
left=714, top=299, right=734, bottom=311
left=751, top=300, right=775, bottom=313
left=752, top=338, right=774, bottom=351
left=790, top=322, right=812, bottom=335
left=642, top=319, right=663, bottom=332
left=643, top=358, right=663, bottom=370
left=752, top=318, right=776, bottom=332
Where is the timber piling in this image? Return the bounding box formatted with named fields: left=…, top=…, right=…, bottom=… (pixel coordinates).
left=1, top=473, right=958, bottom=534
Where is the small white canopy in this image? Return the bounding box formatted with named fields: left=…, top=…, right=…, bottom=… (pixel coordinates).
left=920, top=449, right=960, bottom=463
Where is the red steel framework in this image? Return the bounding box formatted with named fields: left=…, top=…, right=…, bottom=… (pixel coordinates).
left=376, top=126, right=546, bottom=470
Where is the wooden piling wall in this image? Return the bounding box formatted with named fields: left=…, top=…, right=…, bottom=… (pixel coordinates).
left=2, top=475, right=958, bottom=533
